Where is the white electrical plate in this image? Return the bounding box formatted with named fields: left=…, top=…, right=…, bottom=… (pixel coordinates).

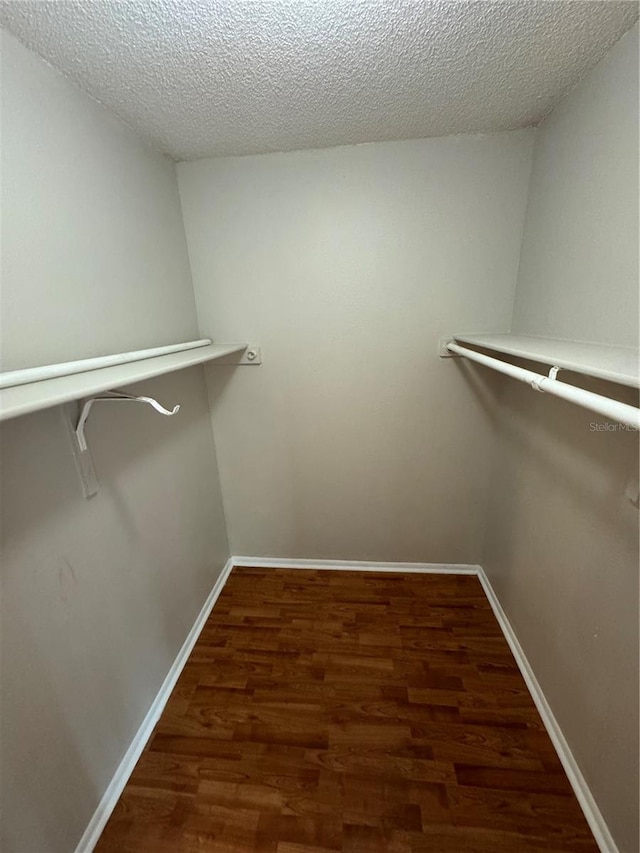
left=438, top=337, right=457, bottom=358
left=235, top=345, right=262, bottom=365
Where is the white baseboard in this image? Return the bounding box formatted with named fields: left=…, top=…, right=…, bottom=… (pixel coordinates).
left=476, top=567, right=618, bottom=853
left=73, top=557, right=234, bottom=853
left=74, top=556, right=616, bottom=853
left=231, top=556, right=480, bottom=574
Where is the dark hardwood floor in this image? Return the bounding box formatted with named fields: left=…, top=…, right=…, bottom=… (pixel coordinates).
left=95, top=568, right=599, bottom=852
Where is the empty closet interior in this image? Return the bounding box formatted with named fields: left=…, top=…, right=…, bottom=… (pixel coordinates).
left=0, top=3, right=638, bottom=852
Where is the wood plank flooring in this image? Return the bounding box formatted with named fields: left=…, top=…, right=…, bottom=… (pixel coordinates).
left=95, top=568, right=599, bottom=852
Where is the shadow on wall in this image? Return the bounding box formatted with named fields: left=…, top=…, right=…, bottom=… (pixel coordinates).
left=1, top=373, right=199, bottom=547
left=0, top=392, right=188, bottom=851
left=0, top=605, right=98, bottom=851
left=481, top=371, right=639, bottom=851
left=450, top=357, right=505, bottom=426
left=0, top=365, right=229, bottom=852
left=203, top=344, right=511, bottom=562
left=487, top=368, right=638, bottom=560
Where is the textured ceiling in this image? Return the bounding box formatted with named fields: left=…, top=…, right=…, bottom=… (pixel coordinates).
left=1, top=1, right=637, bottom=161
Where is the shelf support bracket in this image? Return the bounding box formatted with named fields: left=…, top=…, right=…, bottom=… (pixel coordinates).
left=63, top=403, right=99, bottom=499
left=75, top=391, right=180, bottom=452
left=531, top=365, right=561, bottom=392
left=63, top=391, right=180, bottom=499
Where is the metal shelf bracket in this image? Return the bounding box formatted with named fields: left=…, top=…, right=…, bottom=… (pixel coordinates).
left=64, top=391, right=180, bottom=499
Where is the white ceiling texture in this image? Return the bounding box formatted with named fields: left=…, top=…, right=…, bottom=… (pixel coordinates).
left=0, top=1, right=637, bottom=160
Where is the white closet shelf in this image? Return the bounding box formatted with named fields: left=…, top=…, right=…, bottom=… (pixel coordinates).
left=452, top=334, right=639, bottom=389
left=0, top=343, right=248, bottom=422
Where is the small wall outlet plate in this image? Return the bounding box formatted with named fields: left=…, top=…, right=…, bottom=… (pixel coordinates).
left=438, top=337, right=456, bottom=357
left=238, top=345, right=262, bottom=365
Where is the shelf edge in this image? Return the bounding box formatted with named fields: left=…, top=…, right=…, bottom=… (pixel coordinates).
left=0, top=344, right=248, bottom=422
left=452, top=334, right=639, bottom=389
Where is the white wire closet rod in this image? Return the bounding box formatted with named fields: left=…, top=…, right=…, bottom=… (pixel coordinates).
left=0, top=339, right=212, bottom=389
left=447, top=342, right=640, bottom=430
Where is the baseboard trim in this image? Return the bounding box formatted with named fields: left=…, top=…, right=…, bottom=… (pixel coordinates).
left=75, top=556, right=616, bottom=853
left=476, top=567, right=618, bottom=853
left=73, top=557, right=235, bottom=853
left=231, top=556, right=480, bottom=574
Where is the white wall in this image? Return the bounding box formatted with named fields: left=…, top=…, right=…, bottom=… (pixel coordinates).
left=483, top=25, right=639, bottom=853
left=0, top=31, right=229, bottom=853
left=178, top=131, right=534, bottom=562
left=0, top=29, right=198, bottom=371
left=512, top=26, right=639, bottom=347
left=512, top=25, right=639, bottom=348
